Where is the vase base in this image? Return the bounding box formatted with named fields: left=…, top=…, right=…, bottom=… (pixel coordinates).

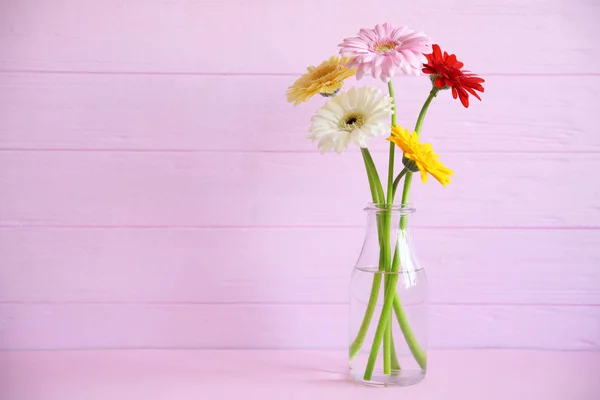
left=349, top=368, right=426, bottom=387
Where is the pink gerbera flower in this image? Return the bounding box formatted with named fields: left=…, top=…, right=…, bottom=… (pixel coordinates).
left=339, top=23, right=432, bottom=82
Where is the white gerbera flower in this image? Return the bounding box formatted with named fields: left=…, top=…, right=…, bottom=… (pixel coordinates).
left=308, top=86, right=394, bottom=154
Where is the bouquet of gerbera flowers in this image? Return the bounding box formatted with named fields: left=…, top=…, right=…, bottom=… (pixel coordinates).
left=287, top=23, right=484, bottom=386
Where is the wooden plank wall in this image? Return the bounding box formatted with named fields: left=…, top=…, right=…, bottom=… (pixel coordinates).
left=0, top=0, right=599, bottom=349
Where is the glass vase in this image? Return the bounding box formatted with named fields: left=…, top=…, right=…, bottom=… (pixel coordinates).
left=349, top=203, right=428, bottom=387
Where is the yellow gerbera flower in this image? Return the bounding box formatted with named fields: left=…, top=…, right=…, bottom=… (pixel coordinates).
left=286, top=56, right=356, bottom=106
left=387, top=125, right=421, bottom=154
left=388, top=126, right=454, bottom=187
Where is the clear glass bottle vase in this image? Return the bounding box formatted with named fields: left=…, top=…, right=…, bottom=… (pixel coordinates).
left=349, top=203, right=428, bottom=387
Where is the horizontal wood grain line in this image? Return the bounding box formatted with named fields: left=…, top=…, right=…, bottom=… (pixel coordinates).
left=1, top=228, right=598, bottom=305
left=2, top=70, right=600, bottom=77
left=0, top=70, right=303, bottom=76
left=1, top=304, right=598, bottom=350
left=1, top=148, right=600, bottom=155
left=0, top=301, right=598, bottom=307
left=1, top=225, right=600, bottom=230
left=1, top=74, right=599, bottom=153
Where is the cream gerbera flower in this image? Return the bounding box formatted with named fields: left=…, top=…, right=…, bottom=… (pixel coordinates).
left=286, top=56, right=356, bottom=106
left=388, top=126, right=453, bottom=186
left=309, top=86, right=394, bottom=154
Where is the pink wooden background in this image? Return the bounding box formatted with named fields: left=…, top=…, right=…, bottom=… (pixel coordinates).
left=0, top=0, right=599, bottom=350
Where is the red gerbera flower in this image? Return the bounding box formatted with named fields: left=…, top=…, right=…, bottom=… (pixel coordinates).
left=422, top=44, right=485, bottom=108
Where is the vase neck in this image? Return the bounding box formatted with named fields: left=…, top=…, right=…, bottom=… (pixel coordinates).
left=357, top=204, right=420, bottom=274
left=363, top=211, right=413, bottom=248
left=364, top=203, right=415, bottom=233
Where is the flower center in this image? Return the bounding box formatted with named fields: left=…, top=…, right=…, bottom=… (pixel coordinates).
left=340, top=113, right=365, bottom=131
left=374, top=40, right=398, bottom=53
left=311, top=64, right=337, bottom=80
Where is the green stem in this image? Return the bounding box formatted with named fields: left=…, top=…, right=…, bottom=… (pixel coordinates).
left=381, top=205, right=392, bottom=374
left=363, top=86, right=439, bottom=381
left=393, top=295, right=426, bottom=369
left=361, top=148, right=384, bottom=204
left=363, top=251, right=402, bottom=380
left=392, top=168, right=408, bottom=201
left=414, top=87, right=438, bottom=136
left=350, top=269, right=383, bottom=361
left=382, top=80, right=398, bottom=374
left=399, top=87, right=439, bottom=230
left=387, top=223, right=426, bottom=370
left=385, top=167, right=407, bottom=373
left=390, top=334, right=401, bottom=371
left=388, top=81, right=397, bottom=127
left=350, top=149, right=386, bottom=360
left=399, top=173, right=414, bottom=230
left=386, top=80, right=397, bottom=204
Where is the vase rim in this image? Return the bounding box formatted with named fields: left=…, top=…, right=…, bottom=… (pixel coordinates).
left=364, top=203, right=416, bottom=213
